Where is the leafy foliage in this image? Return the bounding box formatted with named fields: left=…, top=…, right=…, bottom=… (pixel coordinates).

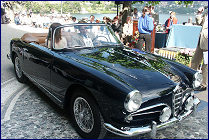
left=175, top=1, right=194, bottom=7
left=175, top=48, right=195, bottom=66
left=3, top=1, right=194, bottom=14
left=175, top=52, right=192, bottom=66
left=132, top=1, right=161, bottom=5
left=132, top=1, right=193, bottom=6
left=63, top=1, right=81, bottom=13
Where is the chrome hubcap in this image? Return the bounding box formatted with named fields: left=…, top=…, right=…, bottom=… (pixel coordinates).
left=73, top=97, right=94, bottom=133
left=15, top=56, right=22, bottom=78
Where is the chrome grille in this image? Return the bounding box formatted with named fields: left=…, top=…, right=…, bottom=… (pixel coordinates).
left=173, top=91, right=184, bottom=116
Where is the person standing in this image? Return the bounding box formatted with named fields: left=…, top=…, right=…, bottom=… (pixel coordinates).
left=89, top=15, right=95, bottom=23
left=165, top=11, right=178, bottom=34
left=119, top=11, right=123, bottom=23
left=72, top=17, right=77, bottom=23
left=148, top=6, right=154, bottom=20
left=88, top=15, right=95, bottom=33
left=195, top=7, right=204, bottom=25
left=122, top=16, right=133, bottom=46
left=132, top=8, right=140, bottom=20
left=137, top=7, right=154, bottom=52
left=111, top=16, right=122, bottom=40
left=191, top=7, right=208, bottom=91
left=14, top=13, right=21, bottom=25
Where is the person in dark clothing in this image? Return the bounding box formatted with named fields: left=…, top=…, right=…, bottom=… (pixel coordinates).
left=1, top=8, right=5, bottom=17
left=137, top=7, right=154, bottom=52
left=105, top=17, right=112, bottom=26
left=111, top=16, right=122, bottom=39
left=1, top=8, right=10, bottom=24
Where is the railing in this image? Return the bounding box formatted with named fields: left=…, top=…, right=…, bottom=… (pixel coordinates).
left=158, top=49, right=178, bottom=60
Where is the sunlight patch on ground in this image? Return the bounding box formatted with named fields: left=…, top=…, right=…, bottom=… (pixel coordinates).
left=8, top=23, right=48, bottom=33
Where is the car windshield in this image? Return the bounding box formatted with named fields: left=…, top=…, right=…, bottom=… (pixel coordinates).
left=53, top=23, right=123, bottom=50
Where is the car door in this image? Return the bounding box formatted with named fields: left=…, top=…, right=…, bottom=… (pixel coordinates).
left=23, top=43, right=53, bottom=92
left=50, top=52, right=74, bottom=103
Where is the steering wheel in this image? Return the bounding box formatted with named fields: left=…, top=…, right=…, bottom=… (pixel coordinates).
left=92, top=35, right=109, bottom=43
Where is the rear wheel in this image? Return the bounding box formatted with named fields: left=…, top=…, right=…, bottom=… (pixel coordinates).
left=14, top=54, right=26, bottom=83
left=70, top=90, right=106, bottom=139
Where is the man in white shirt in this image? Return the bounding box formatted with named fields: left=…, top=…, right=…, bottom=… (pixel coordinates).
left=71, top=21, right=95, bottom=47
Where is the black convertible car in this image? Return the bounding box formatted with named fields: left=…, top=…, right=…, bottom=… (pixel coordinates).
left=8, top=23, right=201, bottom=139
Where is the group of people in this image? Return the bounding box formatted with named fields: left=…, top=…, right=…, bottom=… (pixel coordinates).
left=14, top=12, right=77, bottom=28
left=102, top=6, right=156, bottom=53
left=121, top=6, right=156, bottom=52
left=12, top=6, right=157, bottom=53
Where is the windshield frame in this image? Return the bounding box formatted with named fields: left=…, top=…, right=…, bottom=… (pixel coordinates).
left=51, top=23, right=123, bottom=51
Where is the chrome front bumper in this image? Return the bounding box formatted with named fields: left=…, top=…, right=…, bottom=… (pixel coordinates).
left=104, top=96, right=200, bottom=137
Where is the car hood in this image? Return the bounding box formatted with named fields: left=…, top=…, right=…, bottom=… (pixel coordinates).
left=63, top=47, right=182, bottom=98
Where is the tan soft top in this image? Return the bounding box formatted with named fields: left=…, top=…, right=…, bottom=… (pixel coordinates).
left=21, top=33, right=48, bottom=44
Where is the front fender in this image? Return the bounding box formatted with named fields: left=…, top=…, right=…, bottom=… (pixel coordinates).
left=164, top=59, right=196, bottom=87
left=10, top=38, right=24, bottom=62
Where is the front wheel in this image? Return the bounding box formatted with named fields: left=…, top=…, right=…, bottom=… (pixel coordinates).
left=70, top=90, right=106, bottom=139
left=14, top=54, right=26, bottom=83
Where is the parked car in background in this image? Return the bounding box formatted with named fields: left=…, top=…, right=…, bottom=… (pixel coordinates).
left=8, top=23, right=201, bottom=139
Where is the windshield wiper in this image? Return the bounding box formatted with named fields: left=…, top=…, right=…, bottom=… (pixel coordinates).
left=100, top=43, right=122, bottom=47
left=59, top=46, right=91, bottom=51
left=71, top=46, right=94, bottom=49
left=113, top=44, right=123, bottom=47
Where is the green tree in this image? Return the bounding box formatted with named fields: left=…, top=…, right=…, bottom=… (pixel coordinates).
left=63, top=1, right=72, bottom=13
left=175, top=1, right=193, bottom=7
left=2, top=1, right=195, bottom=17
left=73, top=2, right=82, bottom=13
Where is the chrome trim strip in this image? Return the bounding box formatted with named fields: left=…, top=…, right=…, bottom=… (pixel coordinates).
left=173, top=86, right=184, bottom=116
left=130, top=103, right=168, bottom=115
left=175, top=92, right=183, bottom=96
left=175, top=96, right=182, bottom=99
left=175, top=101, right=181, bottom=105
left=173, top=84, right=180, bottom=92
left=131, top=111, right=161, bottom=117
left=104, top=97, right=200, bottom=137
left=23, top=71, right=63, bottom=103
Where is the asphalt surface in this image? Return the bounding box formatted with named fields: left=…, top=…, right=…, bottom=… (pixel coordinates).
left=1, top=23, right=48, bottom=83
left=1, top=23, right=208, bottom=139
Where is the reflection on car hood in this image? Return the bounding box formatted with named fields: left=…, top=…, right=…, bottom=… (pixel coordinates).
left=64, top=47, right=181, bottom=97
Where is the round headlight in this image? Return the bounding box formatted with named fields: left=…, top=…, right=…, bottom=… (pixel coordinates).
left=159, top=106, right=171, bottom=123
left=124, top=90, right=142, bottom=112
left=193, top=72, right=203, bottom=88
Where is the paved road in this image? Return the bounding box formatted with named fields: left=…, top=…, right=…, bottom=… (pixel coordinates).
left=1, top=23, right=47, bottom=83
left=1, top=24, right=208, bottom=139
left=1, top=24, right=26, bottom=82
